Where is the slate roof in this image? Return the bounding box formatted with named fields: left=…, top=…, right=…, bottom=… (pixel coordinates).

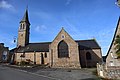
left=75, top=39, right=101, bottom=50
left=16, top=42, right=51, bottom=53
left=20, top=9, right=30, bottom=24
left=15, top=39, right=100, bottom=53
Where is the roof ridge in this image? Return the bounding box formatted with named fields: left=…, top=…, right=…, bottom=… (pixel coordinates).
left=75, top=39, right=95, bottom=41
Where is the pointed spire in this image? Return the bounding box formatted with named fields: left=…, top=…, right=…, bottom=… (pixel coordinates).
left=20, top=8, right=30, bottom=25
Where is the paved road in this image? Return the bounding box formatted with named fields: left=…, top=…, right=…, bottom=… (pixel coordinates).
left=0, top=65, right=57, bottom=80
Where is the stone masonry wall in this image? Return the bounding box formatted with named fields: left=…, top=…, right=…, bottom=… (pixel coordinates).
left=49, top=29, right=81, bottom=68
left=80, top=49, right=102, bottom=68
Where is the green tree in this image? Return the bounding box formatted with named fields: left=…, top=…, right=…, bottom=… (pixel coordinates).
left=114, top=35, right=120, bottom=58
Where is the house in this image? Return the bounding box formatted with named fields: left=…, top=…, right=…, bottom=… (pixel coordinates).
left=0, top=43, right=9, bottom=62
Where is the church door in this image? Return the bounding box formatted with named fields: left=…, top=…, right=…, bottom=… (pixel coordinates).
left=41, top=53, right=44, bottom=64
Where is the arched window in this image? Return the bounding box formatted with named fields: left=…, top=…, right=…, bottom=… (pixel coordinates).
left=44, top=52, right=47, bottom=58
left=58, top=40, right=69, bottom=58
left=86, top=52, right=91, bottom=60
left=23, top=24, right=25, bottom=29
left=20, top=24, right=22, bottom=29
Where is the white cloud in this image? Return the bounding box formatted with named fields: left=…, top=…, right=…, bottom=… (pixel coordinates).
left=66, top=0, right=72, bottom=5
left=0, top=0, right=13, bottom=9
left=35, top=25, right=47, bottom=33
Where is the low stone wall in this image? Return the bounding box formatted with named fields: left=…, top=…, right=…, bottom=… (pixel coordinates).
left=52, top=61, right=81, bottom=69
left=105, top=66, right=120, bottom=79
left=97, top=63, right=120, bottom=79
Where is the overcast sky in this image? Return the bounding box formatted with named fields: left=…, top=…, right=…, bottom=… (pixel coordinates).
left=0, top=0, right=120, bottom=56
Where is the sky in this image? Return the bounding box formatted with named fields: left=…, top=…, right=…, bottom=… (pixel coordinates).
left=0, top=0, right=120, bottom=56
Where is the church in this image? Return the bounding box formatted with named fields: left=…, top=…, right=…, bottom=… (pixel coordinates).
left=13, top=9, right=102, bottom=68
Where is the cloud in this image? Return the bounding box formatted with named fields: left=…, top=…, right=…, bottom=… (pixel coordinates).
left=0, top=0, right=14, bottom=9
left=66, top=0, right=72, bottom=5
left=34, top=25, right=47, bottom=33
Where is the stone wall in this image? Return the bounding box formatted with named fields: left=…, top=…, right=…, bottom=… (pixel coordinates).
left=15, top=52, right=49, bottom=65
left=106, top=18, right=120, bottom=67
left=97, top=63, right=120, bottom=79
left=50, top=29, right=81, bottom=68
left=80, top=49, right=102, bottom=68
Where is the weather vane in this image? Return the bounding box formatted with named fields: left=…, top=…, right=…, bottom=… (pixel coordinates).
left=115, top=0, right=120, bottom=7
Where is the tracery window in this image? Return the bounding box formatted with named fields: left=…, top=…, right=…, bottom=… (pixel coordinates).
left=58, top=40, right=69, bottom=58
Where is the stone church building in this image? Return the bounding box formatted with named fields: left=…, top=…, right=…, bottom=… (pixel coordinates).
left=14, top=9, right=102, bottom=68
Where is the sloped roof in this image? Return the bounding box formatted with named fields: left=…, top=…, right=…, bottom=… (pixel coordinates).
left=16, top=42, right=51, bottom=53
left=15, top=39, right=100, bottom=53
left=75, top=39, right=101, bottom=50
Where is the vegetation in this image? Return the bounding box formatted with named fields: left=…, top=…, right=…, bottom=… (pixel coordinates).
left=114, top=35, right=120, bottom=58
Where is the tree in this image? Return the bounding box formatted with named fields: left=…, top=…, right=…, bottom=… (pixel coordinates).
left=114, top=35, right=120, bottom=58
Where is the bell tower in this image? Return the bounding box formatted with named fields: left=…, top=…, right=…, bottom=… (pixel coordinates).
left=17, top=9, right=30, bottom=47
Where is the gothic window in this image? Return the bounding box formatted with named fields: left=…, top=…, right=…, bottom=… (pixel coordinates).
left=58, top=40, right=69, bottom=58
left=44, top=52, right=47, bottom=58
left=86, top=52, right=91, bottom=60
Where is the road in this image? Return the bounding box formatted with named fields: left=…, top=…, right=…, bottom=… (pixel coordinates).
left=0, top=65, right=57, bottom=80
